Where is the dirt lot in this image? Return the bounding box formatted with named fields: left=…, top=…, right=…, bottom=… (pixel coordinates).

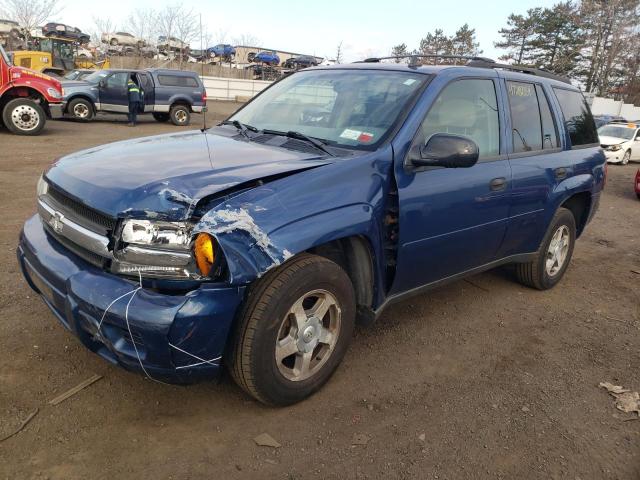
left=0, top=106, right=639, bottom=479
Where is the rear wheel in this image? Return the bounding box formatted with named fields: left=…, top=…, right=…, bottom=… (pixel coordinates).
left=169, top=104, right=191, bottom=126
left=2, top=98, right=46, bottom=136
left=227, top=254, right=356, bottom=405
left=68, top=98, right=94, bottom=121
left=152, top=112, right=170, bottom=122
left=514, top=207, right=576, bottom=290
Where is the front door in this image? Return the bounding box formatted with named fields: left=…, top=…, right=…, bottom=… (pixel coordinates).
left=98, top=71, right=129, bottom=113
left=136, top=72, right=154, bottom=113
left=392, top=77, right=511, bottom=294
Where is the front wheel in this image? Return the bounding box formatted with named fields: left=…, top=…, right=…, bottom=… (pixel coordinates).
left=68, top=98, right=94, bottom=121
left=227, top=254, right=356, bottom=405
left=169, top=104, right=191, bottom=126
left=2, top=98, right=46, bottom=135
left=622, top=150, right=631, bottom=165
left=514, top=207, right=576, bottom=290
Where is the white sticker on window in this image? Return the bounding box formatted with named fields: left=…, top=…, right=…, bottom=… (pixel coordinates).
left=339, top=129, right=362, bottom=140
left=403, top=79, right=417, bottom=86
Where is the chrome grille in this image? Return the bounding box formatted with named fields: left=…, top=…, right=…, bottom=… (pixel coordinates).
left=46, top=184, right=116, bottom=234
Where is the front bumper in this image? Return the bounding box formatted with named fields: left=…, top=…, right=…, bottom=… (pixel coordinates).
left=48, top=102, right=65, bottom=119
left=603, top=149, right=626, bottom=163
left=18, top=214, right=246, bottom=383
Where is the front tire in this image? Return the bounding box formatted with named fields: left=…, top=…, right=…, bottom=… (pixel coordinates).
left=2, top=98, right=46, bottom=136
left=110, top=38, right=118, bottom=46
left=68, top=98, right=94, bottom=121
left=622, top=150, right=631, bottom=165
left=515, top=207, right=576, bottom=290
left=169, top=104, right=190, bottom=126
left=227, top=254, right=356, bottom=406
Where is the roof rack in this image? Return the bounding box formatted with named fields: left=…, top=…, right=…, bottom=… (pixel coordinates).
left=466, top=58, right=572, bottom=84
left=360, top=54, right=572, bottom=85
left=362, top=54, right=494, bottom=66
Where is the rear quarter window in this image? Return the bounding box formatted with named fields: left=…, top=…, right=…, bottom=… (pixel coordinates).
left=552, top=88, right=598, bottom=147
left=157, top=74, right=199, bottom=88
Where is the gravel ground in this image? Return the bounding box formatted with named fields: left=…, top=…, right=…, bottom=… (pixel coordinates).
left=0, top=106, right=639, bottom=479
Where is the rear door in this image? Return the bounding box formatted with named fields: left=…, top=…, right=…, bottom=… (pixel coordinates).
left=98, top=71, right=129, bottom=112
left=499, top=80, right=600, bottom=256
left=392, top=74, right=512, bottom=294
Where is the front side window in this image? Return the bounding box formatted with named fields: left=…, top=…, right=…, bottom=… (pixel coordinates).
left=419, top=78, right=500, bottom=159
left=0, top=43, right=10, bottom=65
left=553, top=88, right=598, bottom=147
left=106, top=72, right=128, bottom=89
left=230, top=69, right=428, bottom=149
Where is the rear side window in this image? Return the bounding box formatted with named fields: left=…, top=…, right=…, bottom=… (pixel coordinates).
left=536, top=85, right=559, bottom=149
left=507, top=81, right=542, bottom=153
left=157, top=74, right=199, bottom=88
left=552, top=88, right=598, bottom=147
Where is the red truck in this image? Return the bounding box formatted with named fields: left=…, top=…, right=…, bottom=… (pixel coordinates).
left=0, top=43, right=64, bottom=135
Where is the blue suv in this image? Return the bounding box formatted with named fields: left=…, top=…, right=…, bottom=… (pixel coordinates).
left=18, top=56, right=605, bottom=405
left=63, top=68, right=206, bottom=126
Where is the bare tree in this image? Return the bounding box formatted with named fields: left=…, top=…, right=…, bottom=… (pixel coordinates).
left=335, top=41, right=343, bottom=64
left=91, top=15, right=116, bottom=46
left=0, top=0, right=62, bottom=33
left=232, top=32, right=260, bottom=47
left=125, top=8, right=157, bottom=45
left=156, top=4, right=198, bottom=67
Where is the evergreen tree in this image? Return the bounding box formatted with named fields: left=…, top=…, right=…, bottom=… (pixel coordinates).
left=494, top=10, right=539, bottom=64
left=391, top=43, right=408, bottom=62
left=529, top=2, right=583, bottom=75
left=451, top=24, right=482, bottom=57
left=417, top=29, right=453, bottom=64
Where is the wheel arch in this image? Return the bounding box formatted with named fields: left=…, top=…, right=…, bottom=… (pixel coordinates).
left=0, top=86, right=48, bottom=114
left=559, top=191, right=591, bottom=237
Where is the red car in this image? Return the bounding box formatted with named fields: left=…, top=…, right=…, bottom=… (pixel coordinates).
left=635, top=169, right=640, bottom=199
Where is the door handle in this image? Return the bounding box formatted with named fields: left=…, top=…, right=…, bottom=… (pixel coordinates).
left=555, top=167, right=567, bottom=179
left=489, top=177, right=507, bottom=191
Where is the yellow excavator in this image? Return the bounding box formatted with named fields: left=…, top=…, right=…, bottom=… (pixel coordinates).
left=11, top=36, right=110, bottom=76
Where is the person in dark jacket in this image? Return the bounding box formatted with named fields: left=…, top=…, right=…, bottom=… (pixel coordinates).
left=127, top=75, right=143, bottom=126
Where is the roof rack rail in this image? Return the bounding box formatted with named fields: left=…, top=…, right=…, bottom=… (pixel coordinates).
left=359, top=54, right=572, bottom=85
left=362, top=54, right=495, bottom=66
left=466, top=58, right=572, bottom=85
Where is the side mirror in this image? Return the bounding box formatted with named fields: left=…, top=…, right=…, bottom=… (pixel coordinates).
left=411, top=133, right=479, bottom=169
left=98, top=79, right=106, bottom=88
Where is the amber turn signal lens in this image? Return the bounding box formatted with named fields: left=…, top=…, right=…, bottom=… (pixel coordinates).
left=194, top=233, right=215, bottom=276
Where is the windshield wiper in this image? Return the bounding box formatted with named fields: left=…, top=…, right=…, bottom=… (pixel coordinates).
left=221, top=120, right=258, bottom=139
left=262, top=129, right=335, bottom=157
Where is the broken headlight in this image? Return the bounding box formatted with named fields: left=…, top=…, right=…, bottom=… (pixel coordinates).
left=111, top=219, right=218, bottom=280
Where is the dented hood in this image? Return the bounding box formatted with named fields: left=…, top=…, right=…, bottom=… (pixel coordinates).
left=45, top=129, right=333, bottom=219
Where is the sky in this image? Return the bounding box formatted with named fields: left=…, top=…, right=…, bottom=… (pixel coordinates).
left=54, top=0, right=560, bottom=62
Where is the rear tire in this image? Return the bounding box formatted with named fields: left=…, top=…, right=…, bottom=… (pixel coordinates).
left=169, top=104, right=190, bottom=126
left=152, top=112, right=170, bottom=122
left=515, top=207, right=576, bottom=290
left=68, top=98, right=94, bottom=121
left=2, top=98, right=46, bottom=136
left=227, top=254, right=356, bottom=406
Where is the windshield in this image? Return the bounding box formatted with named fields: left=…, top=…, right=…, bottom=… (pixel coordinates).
left=0, top=43, right=10, bottom=65
left=83, top=70, right=109, bottom=84
left=598, top=125, right=636, bottom=140
left=229, top=69, right=428, bottom=149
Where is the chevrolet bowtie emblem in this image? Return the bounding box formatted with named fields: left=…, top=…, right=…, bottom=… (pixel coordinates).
left=49, top=211, right=64, bottom=234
